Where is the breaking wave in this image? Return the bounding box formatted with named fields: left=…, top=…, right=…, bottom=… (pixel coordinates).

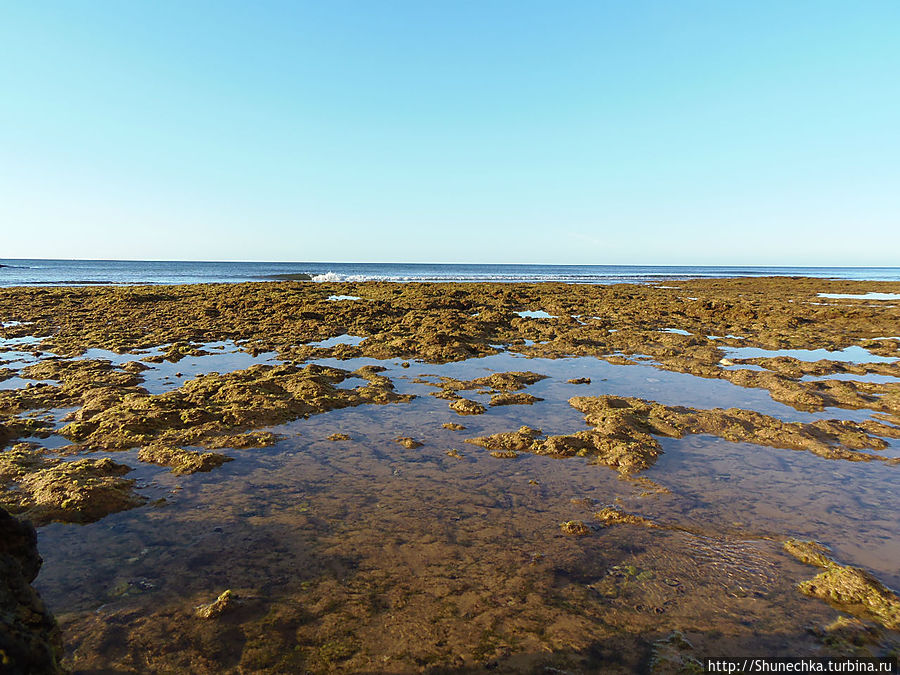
left=311, top=272, right=372, bottom=283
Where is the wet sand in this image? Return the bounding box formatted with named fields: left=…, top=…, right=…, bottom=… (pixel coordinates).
left=1, top=277, right=899, bottom=672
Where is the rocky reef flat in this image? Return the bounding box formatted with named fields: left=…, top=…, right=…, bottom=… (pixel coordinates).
left=1, top=277, right=899, bottom=672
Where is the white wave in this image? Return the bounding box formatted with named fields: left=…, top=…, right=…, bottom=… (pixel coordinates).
left=311, top=272, right=371, bottom=283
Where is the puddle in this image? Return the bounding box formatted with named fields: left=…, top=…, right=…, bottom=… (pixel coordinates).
left=516, top=310, right=556, bottom=319
left=305, top=334, right=366, bottom=348
left=661, top=328, right=692, bottom=336
left=134, top=342, right=281, bottom=394
left=326, top=295, right=362, bottom=301
left=818, top=292, right=900, bottom=301
left=722, top=345, right=898, bottom=365
left=798, top=372, right=900, bottom=384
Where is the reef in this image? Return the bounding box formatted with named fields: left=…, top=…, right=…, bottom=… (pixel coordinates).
left=393, top=437, right=423, bottom=449
left=594, top=506, right=655, bottom=528
left=466, top=395, right=900, bottom=475
left=784, top=539, right=900, bottom=631
left=649, top=631, right=702, bottom=674
left=55, top=363, right=412, bottom=451
left=560, top=520, right=591, bottom=536
left=448, top=398, right=485, bottom=416
left=0, top=507, right=62, bottom=674
left=194, top=590, right=238, bottom=619
left=2, top=277, right=898, bottom=421
left=488, top=392, right=542, bottom=406
left=1, top=277, right=900, bottom=670
left=0, top=445, right=144, bottom=525
left=137, top=443, right=232, bottom=475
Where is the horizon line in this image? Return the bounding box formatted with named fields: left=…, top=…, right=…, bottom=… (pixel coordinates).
left=2, top=257, right=899, bottom=269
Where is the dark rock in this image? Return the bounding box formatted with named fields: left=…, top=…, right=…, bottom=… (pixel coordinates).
left=0, top=507, right=62, bottom=674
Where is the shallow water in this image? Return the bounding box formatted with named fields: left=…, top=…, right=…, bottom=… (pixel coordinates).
left=818, top=292, right=900, bottom=301
left=307, top=334, right=367, bottom=348
left=515, top=310, right=556, bottom=319
left=722, top=345, right=898, bottom=365
left=2, top=331, right=897, bottom=670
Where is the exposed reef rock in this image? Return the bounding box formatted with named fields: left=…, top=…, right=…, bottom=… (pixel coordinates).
left=138, top=443, right=232, bottom=475
left=488, top=392, right=542, bottom=406
left=0, top=507, right=62, bottom=674
left=0, top=447, right=145, bottom=525
left=58, top=363, right=412, bottom=451
left=393, top=437, right=423, bottom=449
left=594, top=506, right=656, bottom=528
left=784, top=539, right=900, bottom=631
left=467, top=396, right=900, bottom=475
left=416, top=371, right=547, bottom=399
left=194, top=589, right=238, bottom=619
left=449, top=398, right=485, bottom=416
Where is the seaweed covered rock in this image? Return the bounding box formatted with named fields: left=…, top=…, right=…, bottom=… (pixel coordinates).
left=58, top=363, right=413, bottom=451
left=1, top=448, right=145, bottom=525
left=393, top=437, right=423, bottom=449
left=195, top=589, right=238, bottom=619
left=468, top=395, right=900, bottom=476
left=449, top=398, right=485, bottom=416
left=138, top=443, right=232, bottom=475
left=649, top=631, right=702, bottom=674
left=488, top=392, right=542, bottom=406
left=784, top=539, right=900, bottom=631
left=0, top=507, right=62, bottom=674
left=466, top=422, right=659, bottom=475
left=594, top=506, right=655, bottom=528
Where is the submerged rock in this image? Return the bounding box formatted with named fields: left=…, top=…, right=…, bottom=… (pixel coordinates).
left=441, top=422, right=466, bottom=431
left=0, top=507, right=62, bottom=674
left=649, top=631, right=702, bottom=674
left=560, top=520, right=591, bottom=536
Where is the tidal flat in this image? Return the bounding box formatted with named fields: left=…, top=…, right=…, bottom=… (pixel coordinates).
left=1, top=277, right=899, bottom=673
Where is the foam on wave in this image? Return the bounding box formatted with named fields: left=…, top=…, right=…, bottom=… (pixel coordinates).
left=311, top=272, right=371, bottom=283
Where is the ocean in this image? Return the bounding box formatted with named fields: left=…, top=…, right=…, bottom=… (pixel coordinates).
left=1, top=259, right=899, bottom=286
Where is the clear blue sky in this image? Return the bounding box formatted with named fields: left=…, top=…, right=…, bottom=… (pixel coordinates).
left=2, top=1, right=898, bottom=264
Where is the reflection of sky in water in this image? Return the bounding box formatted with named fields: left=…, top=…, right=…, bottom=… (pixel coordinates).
left=722, top=345, right=897, bottom=364
left=818, top=292, right=900, bottom=300
left=306, top=334, right=366, bottom=348
left=326, top=294, right=361, bottom=301
left=515, top=310, right=555, bottom=319
left=799, top=372, right=900, bottom=384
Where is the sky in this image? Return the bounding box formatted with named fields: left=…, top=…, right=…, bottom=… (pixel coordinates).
left=1, top=1, right=899, bottom=265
